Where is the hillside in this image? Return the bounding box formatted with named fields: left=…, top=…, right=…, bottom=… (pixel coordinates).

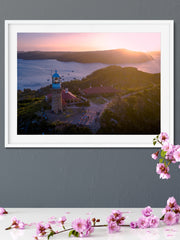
left=18, top=49, right=154, bottom=64
left=98, top=85, right=160, bottom=134
left=62, top=65, right=160, bottom=94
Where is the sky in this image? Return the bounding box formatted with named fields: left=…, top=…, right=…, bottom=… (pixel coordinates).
left=17, top=32, right=161, bottom=52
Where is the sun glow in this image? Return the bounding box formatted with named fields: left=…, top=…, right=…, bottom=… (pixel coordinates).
left=18, top=32, right=161, bottom=52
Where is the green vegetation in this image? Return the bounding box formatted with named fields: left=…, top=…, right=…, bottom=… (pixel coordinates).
left=18, top=97, right=50, bottom=121
left=83, top=66, right=160, bottom=89
left=53, top=123, right=92, bottom=134
left=42, top=120, right=92, bottom=134
left=97, top=85, right=160, bottom=134
left=62, top=65, right=160, bottom=95
left=17, top=94, right=51, bottom=134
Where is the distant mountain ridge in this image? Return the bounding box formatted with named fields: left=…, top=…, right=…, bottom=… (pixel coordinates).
left=17, top=48, right=155, bottom=64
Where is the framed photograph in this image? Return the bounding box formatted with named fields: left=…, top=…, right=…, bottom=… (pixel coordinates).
left=5, top=20, right=174, bottom=148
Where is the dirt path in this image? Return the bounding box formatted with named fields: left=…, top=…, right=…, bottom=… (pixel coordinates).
left=75, top=99, right=110, bottom=132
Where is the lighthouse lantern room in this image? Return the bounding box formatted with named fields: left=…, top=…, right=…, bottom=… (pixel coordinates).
left=52, top=70, right=61, bottom=89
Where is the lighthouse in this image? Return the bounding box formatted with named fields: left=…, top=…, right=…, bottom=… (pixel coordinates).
left=51, top=70, right=63, bottom=113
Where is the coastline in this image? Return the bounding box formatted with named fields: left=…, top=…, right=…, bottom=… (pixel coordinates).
left=17, top=59, right=160, bottom=91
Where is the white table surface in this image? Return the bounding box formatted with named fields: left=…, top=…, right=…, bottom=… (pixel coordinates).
left=0, top=208, right=179, bottom=240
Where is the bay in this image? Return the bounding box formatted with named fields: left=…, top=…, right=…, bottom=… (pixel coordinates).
left=18, top=56, right=160, bottom=90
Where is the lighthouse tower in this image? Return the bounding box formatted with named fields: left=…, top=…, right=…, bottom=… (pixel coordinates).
left=51, top=70, right=63, bottom=113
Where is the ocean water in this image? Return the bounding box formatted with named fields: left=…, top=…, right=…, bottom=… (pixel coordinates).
left=18, top=57, right=160, bottom=90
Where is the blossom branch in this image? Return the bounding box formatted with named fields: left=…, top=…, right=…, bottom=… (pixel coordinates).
left=152, top=132, right=180, bottom=179
left=4, top=196, right=180, bottom=239
left=47, top=223, right=130, bottom=239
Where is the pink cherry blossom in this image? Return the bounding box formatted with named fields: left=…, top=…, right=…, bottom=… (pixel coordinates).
left=162, top=205, right=172, bottom=215
left=162, top=143, right=172, bottom=152
left=161, top=172, right=171, bottom=179
left=173, top=145, right=180, bottom=151
left=10, top=217, right=25, bottom=230
left=167, top=197, right=177, bottom=208
left=18, top=222, right=25, bottom=229
left=137, top=216, right=149, bottom=229
left=85, top=218, right=94, bottom=237
left=159, top=132, right=169, bottom=143
left=156, top=163, right=170, bottom=179
left=108, top=221, right=120, bottom=233
left=72, top=218, right=87, bottom=236
left=149, top=216, right=159, bottom=228
left=173, top=149, right=180, bottom=162
left=107, top=210, right=125, bottom=233
left=0, top=208, right=8, bottom=215
left=45, top=223, right=51, bottom=229
left=11, top=217, right=19, bottom=224
left=112, top=210, right=123, bottom=218
left=165, top=150, right=176, bottom=162
left=107, top=210, right=124, bottom=224
left=156, top=163, right=168, bottom=174
left=72, top=218, right=94, bottom=237
left=59, top=216, right=67, bottom=226
left=142, top=206, right=152, bottom=217
left=164, top=212, right=176, bottom=225
left=130, top=221, right=137, bottom=229
left=107, top=215, right=115, bottom=223
left=152, top=133, right=180, bottom=178
left=151, top=151, right=159, bottom=160
left=175, top=204, right=180, bottom=213
left=36, top=223, right=47, bottom=236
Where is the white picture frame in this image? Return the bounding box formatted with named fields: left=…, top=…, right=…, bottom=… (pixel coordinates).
left=5, top=20, right=174, bottom=148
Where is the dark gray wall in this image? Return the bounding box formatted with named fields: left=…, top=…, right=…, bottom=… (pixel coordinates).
left=0, top=0, right=180, bottom=207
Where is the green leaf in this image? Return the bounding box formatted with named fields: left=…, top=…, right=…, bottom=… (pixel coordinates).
left=69, top=230, right=74, bottom=237
left=161, top=150, right=166, bottom=158
left=153, top=140, right=157, bottom=146
left=74, top=231, right=79, bottom=237
left=159, top=158, right=164, bottom=163
left=48, top=231, right=55, bottom=240
left=69, top=230, right=79, bottom=238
